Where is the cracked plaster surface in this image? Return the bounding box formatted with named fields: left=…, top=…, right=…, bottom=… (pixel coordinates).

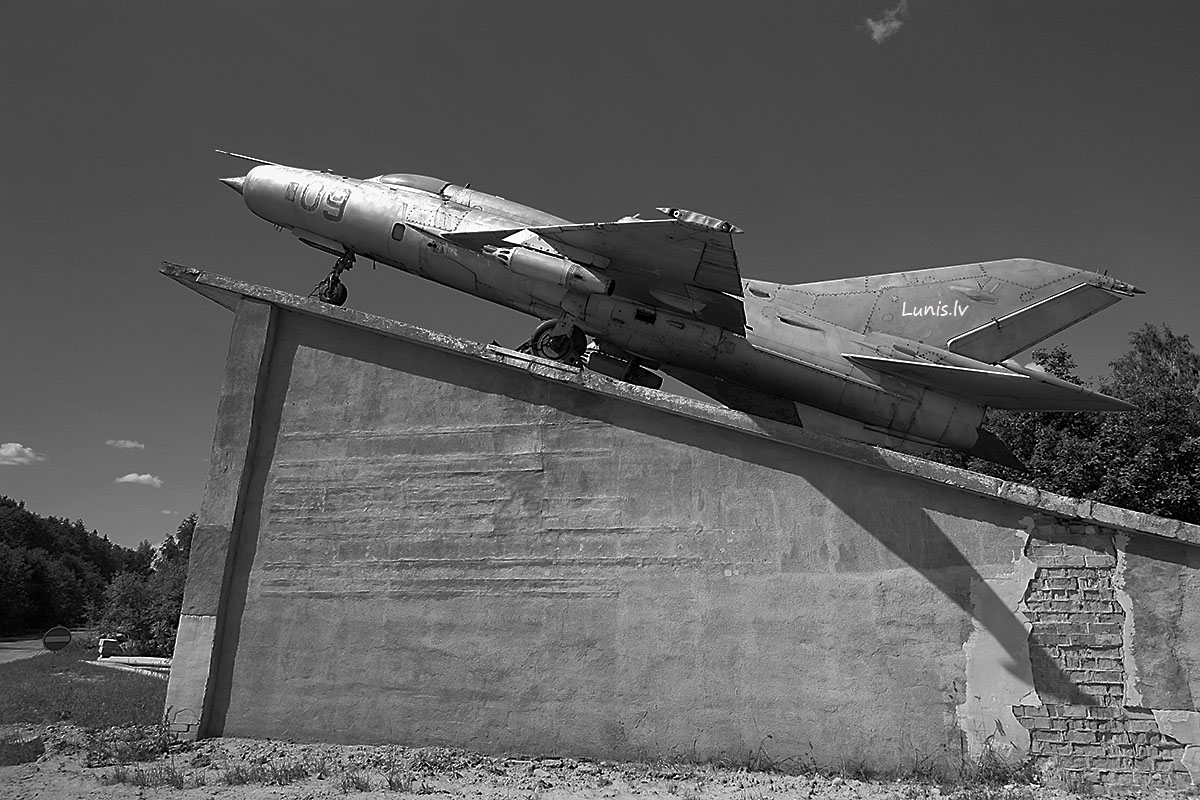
left=1154, top=710, right=1200, bottom=783
left=956, top=524, right=1038, bottom=758
left=1113, top=534, right=1144, bottom=706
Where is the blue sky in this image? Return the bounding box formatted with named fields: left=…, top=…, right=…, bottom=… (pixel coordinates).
left=3, top=2, right=1198, bottom=548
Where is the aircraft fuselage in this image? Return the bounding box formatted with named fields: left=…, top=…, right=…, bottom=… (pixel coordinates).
left=226, top=162, right=1137, bottom=463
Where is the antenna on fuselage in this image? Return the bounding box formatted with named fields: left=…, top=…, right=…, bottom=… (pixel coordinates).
left=215, top=150, right=280, bottom=166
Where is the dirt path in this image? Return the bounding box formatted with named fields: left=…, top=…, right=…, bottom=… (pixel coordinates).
left=0, top=722, right=1186, bottom=800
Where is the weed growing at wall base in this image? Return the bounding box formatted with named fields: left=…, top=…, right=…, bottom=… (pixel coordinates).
left=338, top=768, right=373, bottom=792
left=104, top=762, right=195, bottom=789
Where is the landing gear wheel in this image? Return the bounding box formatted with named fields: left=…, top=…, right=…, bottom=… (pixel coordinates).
left=526, top=320, right=587, bottom=364
left=310, top=253, right=355, bottom=307
left=316, top=275, right=348, bottom=306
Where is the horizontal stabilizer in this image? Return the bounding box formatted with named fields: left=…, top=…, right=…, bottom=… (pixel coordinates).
left=948, top=283, right=1121, bottom=362
left=845, top=354, right=1134, bottom=412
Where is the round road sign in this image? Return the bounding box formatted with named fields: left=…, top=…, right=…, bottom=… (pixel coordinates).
left=42, top=626, right=72, bottom=652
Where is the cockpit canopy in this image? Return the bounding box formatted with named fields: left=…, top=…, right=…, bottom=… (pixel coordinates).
left=373, top=174, right=454, bottom=195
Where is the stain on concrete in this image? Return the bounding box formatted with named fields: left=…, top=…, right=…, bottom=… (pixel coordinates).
left=956, top=524, right=1038, bottom=758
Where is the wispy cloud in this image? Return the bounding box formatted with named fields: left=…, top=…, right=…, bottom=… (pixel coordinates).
left=1, top=442, right=47, bottom=466
left=865, top=0, right=908, bottom=44
left=161, top=510, right=177, bottom=515
left=106, top=439, right=146, bottom=450
left=116, top=473, right=164, bottom=488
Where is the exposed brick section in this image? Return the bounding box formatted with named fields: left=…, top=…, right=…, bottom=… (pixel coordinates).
left=1015, top=521, right=1191, bottom=789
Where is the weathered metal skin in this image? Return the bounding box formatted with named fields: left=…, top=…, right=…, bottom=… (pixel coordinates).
left=224, top=158, right=1140, bottom=463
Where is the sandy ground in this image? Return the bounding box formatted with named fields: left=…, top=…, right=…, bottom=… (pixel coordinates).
left=4, top=722, right=1194, bottom=800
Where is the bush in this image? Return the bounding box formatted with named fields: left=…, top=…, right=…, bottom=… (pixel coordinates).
left=94, top=515, right=194, bottom=657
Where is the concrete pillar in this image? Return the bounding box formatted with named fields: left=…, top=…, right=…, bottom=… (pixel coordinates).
left=164, top=297, right=277, bottom=739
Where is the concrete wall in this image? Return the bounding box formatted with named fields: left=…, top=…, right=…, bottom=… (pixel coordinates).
left=163, top=265, right=1200, bottom=788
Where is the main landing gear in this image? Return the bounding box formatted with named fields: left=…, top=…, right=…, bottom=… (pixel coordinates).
left=310, top=253, right=355, bottom=306
left=519, top=319, right=587, bottom=365
left=515, top=320, right=664, bottom=390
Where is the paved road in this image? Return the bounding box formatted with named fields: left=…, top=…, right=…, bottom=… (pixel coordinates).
left=0, top=637, right=47, bottom=664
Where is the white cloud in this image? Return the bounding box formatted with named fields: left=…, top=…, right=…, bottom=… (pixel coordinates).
left=161, top=510, right=177, bottom=515
left=106, top=439, right=146, bottom=450
left=866, top=0, right=908, bottom=44
left=0, top=442, right=47, bottom=466
left=116, top=473, right=164, bottom=488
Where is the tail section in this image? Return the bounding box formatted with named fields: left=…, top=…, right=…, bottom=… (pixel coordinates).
left=778, top=259, right=1141, bottom=363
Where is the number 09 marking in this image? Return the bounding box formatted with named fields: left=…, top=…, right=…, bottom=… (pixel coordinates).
left=284, top=181, right=350, bottom=222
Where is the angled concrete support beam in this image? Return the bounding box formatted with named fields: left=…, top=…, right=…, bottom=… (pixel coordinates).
left=164, top=295, right=277, bottom=739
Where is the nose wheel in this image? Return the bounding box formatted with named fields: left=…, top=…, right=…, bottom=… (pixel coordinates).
left=311, top=253, right=355, bottom=306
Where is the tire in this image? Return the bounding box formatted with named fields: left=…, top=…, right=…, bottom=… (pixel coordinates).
left=530, top=320, right=586, bottom=362
left=319, top=279, right=348, bottom=306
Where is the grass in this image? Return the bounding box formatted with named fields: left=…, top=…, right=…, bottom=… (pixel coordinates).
left=0, top=639, right=165, bottom=728
left=106, top=762, right=195, bottom=789
left=1, top=645, right=1057, bottom=798
left=220, top=759, right=313, bottom=786
left=339, top=768, right=373, bottom=792
left=86, top=720, right=177, bottom=766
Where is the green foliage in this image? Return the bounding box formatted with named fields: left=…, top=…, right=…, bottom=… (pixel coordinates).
left=95, top=514, right=195, bottom=656
left=0, top=639, right=166, bottom=727
left=943, top=324, right=1200, bottom=524
left=0, top=496, right=147, bottom=634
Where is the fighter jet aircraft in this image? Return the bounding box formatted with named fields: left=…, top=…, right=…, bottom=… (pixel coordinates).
left=218, top=151, right=1141, bottom=468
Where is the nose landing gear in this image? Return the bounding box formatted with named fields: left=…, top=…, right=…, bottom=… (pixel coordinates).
left=310, top=253, right=355, bottom=306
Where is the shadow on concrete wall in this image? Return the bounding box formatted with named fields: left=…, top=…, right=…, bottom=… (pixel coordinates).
left=207, top=320, right=295, bottom=736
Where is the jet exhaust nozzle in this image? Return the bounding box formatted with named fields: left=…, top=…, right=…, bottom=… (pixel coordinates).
left=484, top=245, right=614, bottom=296
left=219, top=176, right=246, bottom=195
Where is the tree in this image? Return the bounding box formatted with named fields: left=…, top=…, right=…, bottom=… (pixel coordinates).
left=95, top=513, right=196, bottom=655
left=1089, top=324, right=1200, bottom=521
left=123, top=540, right=155, bottom=576
left=96, top=572, right=155, bottom=644
left=0, top=542, right=34, bottom=633
left=949, top=325, right=1200, bottom=524
left=0, top=496, right=142, bottom=634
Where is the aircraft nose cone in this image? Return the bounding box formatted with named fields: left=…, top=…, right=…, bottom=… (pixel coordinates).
left=219, top=176, right=245, bottom=195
